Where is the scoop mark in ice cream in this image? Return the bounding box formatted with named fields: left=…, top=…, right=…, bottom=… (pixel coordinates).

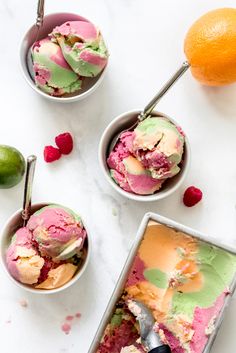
left=97, top=222, right=236, bottom=353
left=107, top=117, right=185, bottom=195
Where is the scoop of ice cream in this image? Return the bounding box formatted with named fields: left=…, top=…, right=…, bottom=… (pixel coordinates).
left=108, top=148, right=162, bottom=195
left=27, top=205, right=86, bottom=260
left=36, top=263, right=77, bottom=289
left=6, top=228, right=44, bottom=284
left=132, top=117, right=184, bottom=178
left=32, top=38, right=82, bottom=96
left=107, top=117, right=185, bottom=195
left=51, top=21, right=108, bottom=77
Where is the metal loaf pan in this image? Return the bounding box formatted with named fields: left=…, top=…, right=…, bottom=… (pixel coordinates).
left=88, top=212, right=236, bottom=353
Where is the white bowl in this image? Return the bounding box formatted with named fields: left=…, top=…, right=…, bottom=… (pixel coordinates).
left=0, top=203, right=90, bottom=294
left=20, top=12, right=108, bottom=103
left=99, top=110, right=191, bottom=202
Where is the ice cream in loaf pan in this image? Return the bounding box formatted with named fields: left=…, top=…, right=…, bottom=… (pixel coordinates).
left=97, top=221, right=236, bottom=353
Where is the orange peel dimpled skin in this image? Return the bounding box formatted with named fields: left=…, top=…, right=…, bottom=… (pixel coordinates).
left=184, top=8, right=236, bottom=86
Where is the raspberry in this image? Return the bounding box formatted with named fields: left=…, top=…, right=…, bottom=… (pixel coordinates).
left=44, top=146, right=61, bottom=163
left=55, top=132, right=73, bottom=155
left=183, top=186, right=203, bottom=207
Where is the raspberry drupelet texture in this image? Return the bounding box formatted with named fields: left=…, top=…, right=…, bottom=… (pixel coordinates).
left=55, top=132, right=73, bottom=155
left=44, top=146, right=61, bottom=163
left=183, top=186, right=203, bottom=207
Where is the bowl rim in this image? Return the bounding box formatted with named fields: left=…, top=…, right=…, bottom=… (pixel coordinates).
left=98, top=109, right=191, bottom=202
left=19, top=12, right=108, bottom=103
left=0, top=202, right=91, bottom=294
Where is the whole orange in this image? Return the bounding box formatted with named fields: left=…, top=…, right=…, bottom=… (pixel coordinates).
left=184, top=8, right=236, bottom=86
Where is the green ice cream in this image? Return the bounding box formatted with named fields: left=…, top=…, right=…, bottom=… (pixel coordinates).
left=51, top=21, right=108, bottom=77
left=32, top=38, right=82, bottom=96
left=133, top=117, right=185, bottom=179
left=172, top=243, right=236, bottom=318
left=27, top=204, right=86, bottom=260
left=123, top=223, right=236, bottom=353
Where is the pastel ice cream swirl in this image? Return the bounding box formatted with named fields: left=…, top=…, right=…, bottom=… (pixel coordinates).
left=125, top=223, right=236, bottom=353
left=6, top=227, right=44, bottom=285
left=27, top=205, right=86, bottom=261
left=107, top=116, right=185, bottom=195
left=51, top=21, right=108, bottom=77
left=97, top=222, right=236, bottom=353
left=32, top=38, right=82, bottom=96
left=6, top=205, right=87, bottom=290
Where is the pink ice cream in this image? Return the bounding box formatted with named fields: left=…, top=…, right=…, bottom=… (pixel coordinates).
left=27, top=205, right=86, bottom=260
left=6, top=205, right=87, bottom=290
left=107, top=116, right=185, bottom=195
left=6, top=228, right=44, bottom=284
left=51, top=21, right=108, bottom=77
left=190, top=293, right=225, bottom=353
left=32, top=38, right=82, bottom=96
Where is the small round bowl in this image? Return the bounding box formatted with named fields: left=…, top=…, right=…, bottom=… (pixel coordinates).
left=0, top=203, right=90, bottom=294
left=20, top=12, right=108, bottom=103
left=99, top=110, right=191, bottom=202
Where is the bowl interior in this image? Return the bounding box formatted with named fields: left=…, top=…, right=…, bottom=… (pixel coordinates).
left=1, top=203, right=90, bottom=293
left=20, top=13, right=106, bottom=100
left=100, top=110, right=190, bottom=201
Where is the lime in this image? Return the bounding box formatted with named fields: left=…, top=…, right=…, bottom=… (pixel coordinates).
left=0, top=145, right=25, bottom=189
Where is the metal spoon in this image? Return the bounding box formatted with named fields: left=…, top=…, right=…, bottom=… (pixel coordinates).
left=27, top=0, right=45, bottom=79
left=108, top=61, right=190, bottom=155
left=35, top=0, right=45, bottom=39
left=127, top=300, right=171, bottom=353
left=22, top=155, right=37, bottom=227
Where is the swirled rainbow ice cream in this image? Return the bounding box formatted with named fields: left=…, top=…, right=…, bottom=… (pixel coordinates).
left=97, top=222, right=236, bottom=353
left=51, top=21, right=108, bottom=77
left=6, top=205, right=87, bottom=290
left=31, top=20, right=108, bottom=96
left=32, top=38, right=82, bottom=96
left=107, top=116, right=185, bottom=195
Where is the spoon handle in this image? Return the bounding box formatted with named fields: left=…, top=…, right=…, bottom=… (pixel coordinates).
left=140, top=61, right=190, bottom=120
left=36, top=0, right=45, bottom=28
left=22, top=155, right=37, bottom=226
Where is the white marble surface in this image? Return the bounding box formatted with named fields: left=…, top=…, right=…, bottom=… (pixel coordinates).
left=0, top=0, right=236, bottom=352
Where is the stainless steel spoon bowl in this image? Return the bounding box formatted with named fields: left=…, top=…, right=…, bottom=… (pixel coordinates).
left=128, top=300, right=171, bottom=353
left=108, top=61, right=189, bottom=155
